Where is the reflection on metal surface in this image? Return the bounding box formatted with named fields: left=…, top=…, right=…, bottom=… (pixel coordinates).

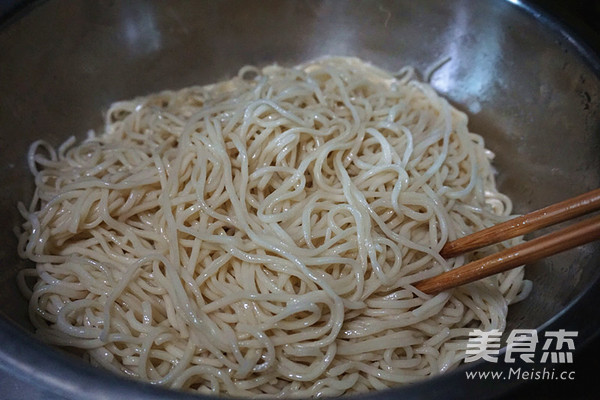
left=120, top=3, right=162, bottom=55
left=431, top=3, right=502, bottom=115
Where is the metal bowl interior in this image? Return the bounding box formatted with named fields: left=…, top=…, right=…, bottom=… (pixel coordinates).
left=0, top=1, right=599, bottom=399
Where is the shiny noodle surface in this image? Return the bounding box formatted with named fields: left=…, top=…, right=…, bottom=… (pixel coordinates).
left=17, top=57, right=530, bottom=397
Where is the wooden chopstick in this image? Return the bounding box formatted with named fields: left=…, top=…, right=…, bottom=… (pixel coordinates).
left=414, top=213, right=600, bottom=295
left=440, top=188, right=600, bottom=258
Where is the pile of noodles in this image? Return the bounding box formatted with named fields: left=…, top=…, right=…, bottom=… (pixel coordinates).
left=17, top=57, right=530, bottom=397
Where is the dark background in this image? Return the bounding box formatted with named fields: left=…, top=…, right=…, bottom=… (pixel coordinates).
left=0, top=0, right=598, bottom=399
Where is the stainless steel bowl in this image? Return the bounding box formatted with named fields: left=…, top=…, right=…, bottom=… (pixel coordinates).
left=1, top=1, right=599, bottom=399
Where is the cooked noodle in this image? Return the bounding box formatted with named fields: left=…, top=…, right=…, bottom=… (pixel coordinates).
left=17, top=57, right=530, bottom=397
